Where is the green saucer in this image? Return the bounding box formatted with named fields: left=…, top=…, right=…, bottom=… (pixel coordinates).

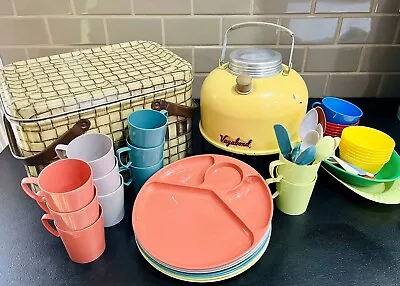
left=322, top=150, right=400, bottom=188
left=322, top=166, right=400, bottom=204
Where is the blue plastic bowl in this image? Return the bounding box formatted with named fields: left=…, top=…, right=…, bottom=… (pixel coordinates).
left=312, top=97, right=363, bottom=125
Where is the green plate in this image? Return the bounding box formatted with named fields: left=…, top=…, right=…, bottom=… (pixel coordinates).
left=323, top=167, right=400, bottom=204
left=322, top=150, right=400, bottom=188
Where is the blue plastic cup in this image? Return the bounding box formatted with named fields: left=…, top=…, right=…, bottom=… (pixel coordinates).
left=128, top=109, right=168, bottom=148
left=312, top=97, right=362, bottom=125
left=116, top=140, right=164, bottom=168
left=119, top=159, right=163, bottom=192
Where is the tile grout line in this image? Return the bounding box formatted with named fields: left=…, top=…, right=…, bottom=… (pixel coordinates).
left=333, top=17, right=343, bottom=44
left=322, top=73, right=330, bottom=96
left=69, top=0, right=77, bottom=15
left=250, top=0, right=254, bottom=15
left=276, top=18, right=281, bottom=45
left=311, top=0, right=317, bottom=14
left=219, top=17, right=223, bottom=46
left=376, top=74, right=385, bottom=97
left=190, top=0, right=194, bottom=15
left=23, top=47, right=29, bottom=59
left=356, top=46, right=366, bottom=72
left=0, top=43, right=398, bottom=49
left=130, top=0, right=135, bottom=15
left=193, top=71, right=400, bottom=76
left=161, top=18, right=166, bottom=46
left=0, top=13, right=399, bottom=20
left=43, top=16, right=54, bottom=45
left=102, top=18, right=110, bottom=45
left=9, top=0, right=17, bottom=15
left=393, top=18, right=400, bottom=44
left=191, top=47, right=195, bottom=74
left=301, top=47, right=308, bottom=73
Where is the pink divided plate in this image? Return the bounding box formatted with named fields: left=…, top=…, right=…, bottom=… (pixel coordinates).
left=132, top=155, right=273, bottom=270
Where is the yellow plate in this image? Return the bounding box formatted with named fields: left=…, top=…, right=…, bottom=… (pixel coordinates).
left=322, top=166, right=400, bottom=204
left=136, top=228, right=271, bottom=283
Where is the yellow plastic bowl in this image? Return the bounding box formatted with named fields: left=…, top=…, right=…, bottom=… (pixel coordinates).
left=340, top=152, right=387, bottom=174
left=339, top=144, right=392, bottom=163
left=340, top=139, right=393, bottom=158
left=341, top=126, right=395, bottom=152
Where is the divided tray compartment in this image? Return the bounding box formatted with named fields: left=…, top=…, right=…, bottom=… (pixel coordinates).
left=132, top=155, right=274, bottom=270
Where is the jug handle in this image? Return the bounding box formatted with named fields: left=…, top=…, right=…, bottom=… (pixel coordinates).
left=219, top=22, right=295, bottom=75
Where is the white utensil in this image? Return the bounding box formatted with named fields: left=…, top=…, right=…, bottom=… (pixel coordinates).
left=300, top=130, right=320, bottom=152
left=329, top=155, right=359, bottom=176
left=316, top=123, right=324, bottom=138
left=299, top=109, right=318, bottom=140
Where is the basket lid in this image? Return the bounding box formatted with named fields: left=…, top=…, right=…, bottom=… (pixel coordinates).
left=228, top=48, right=282, bottom=78
left=0, top=41, right=192, bottom=122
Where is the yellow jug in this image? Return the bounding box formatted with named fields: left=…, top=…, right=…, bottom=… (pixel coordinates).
left=200, top=22, right=308, bottom=155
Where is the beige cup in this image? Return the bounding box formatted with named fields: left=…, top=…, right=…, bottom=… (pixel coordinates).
left=269, top=153, right=321, bottom=184
left=267, top=174, right=318, bottom=216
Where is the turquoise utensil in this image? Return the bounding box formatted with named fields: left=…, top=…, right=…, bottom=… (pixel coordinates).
left=295, top=146, right=316, bottom=165
left=291, top=143, right=301, bottom=162
left=273, top=124, right=292, bottom=160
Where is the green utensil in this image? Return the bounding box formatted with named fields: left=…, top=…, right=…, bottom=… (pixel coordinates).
left=322, top=150, right=400, bottom=188
left=323, top=166, right=400, bottom=204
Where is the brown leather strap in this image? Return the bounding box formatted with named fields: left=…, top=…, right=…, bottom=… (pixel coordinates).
left=151, top=99, right=196, bottom=118
left=3, top=116, right=90, bottom=166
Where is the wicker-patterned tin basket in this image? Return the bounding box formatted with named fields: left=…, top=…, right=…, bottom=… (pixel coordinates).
left=0, top=41, right=195, bottom=178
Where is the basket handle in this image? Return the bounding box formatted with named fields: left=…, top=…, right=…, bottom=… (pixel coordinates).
left=3, top=116, right=91, bottom=166
left=151, top=99, right=196, bottom=118
left=219, top=22, right=295, bottom=74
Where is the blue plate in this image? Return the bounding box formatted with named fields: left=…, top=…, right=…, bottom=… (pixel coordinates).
left=136, top=226, right=272, bottom=279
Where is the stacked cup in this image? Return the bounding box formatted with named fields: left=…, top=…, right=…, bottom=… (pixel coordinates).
left=55, top=133, right=124, bottom=227
left=266, top=153, right=320, bottom=215
left=117, top=109, right=168, bottom=192
left=312, top=97, right=362, bottom=137
left=339, top=126, right=395, bottom=174
left=21, top=159, right=105, bottom=264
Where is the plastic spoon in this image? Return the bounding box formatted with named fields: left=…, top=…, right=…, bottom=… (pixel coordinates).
left=329, top=155, right=359, bottom=176
left=313, top=136, right=334, bottom=164
left=273, top=124, right=292, bottom=160
left=316, top=124, right=323, bottom=138
left=291, top=143, right=301, bottom=162
left=299, top=109, right=318, bottom=140
left=327, top=156, right=375, bottom=178
left=295, top=146, right=317, bottom=165
left=314, top=106, right=326, bottom=132
left=300, top=130, right=320, bottom=152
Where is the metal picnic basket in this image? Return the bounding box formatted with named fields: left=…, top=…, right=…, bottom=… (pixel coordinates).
left=0, top=41, right=195, bottom=180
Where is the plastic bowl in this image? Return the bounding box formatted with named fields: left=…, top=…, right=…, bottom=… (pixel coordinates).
left=312, top=97, right=363, bottom=125
left=341, top=126, right=395, bottom=152
left=340, top=151, right=387, bottom=174
left=322, top=150, right=400, bottom=187
left=340, top=145, right=392, bottom=163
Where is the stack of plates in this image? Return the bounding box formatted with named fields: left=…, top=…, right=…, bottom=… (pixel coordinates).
left=132, top=155, right=274, bottom=282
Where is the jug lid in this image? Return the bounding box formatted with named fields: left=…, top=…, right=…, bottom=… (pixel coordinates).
left=228, top=48, right=282, bottom=78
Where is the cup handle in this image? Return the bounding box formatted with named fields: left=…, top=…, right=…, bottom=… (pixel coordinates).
left=20, top=177, right=49, bottom=213
left=269, top=160, right=285, bottom=180
left=54, top=144, right=68, bottom=159
left=41, top=214, right=60, bottom=237
left=265, top=175, right=283, bottom=199
left=116, top=147, right=132, bottom=168
left=160, top=110, right=169, bottom=118
left=119, top=166, right=133, bottom=186
left=312, top=102, right=321, bottom=108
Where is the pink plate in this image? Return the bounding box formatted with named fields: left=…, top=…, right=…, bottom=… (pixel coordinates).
left=132, top=155, right=273, bottom=270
